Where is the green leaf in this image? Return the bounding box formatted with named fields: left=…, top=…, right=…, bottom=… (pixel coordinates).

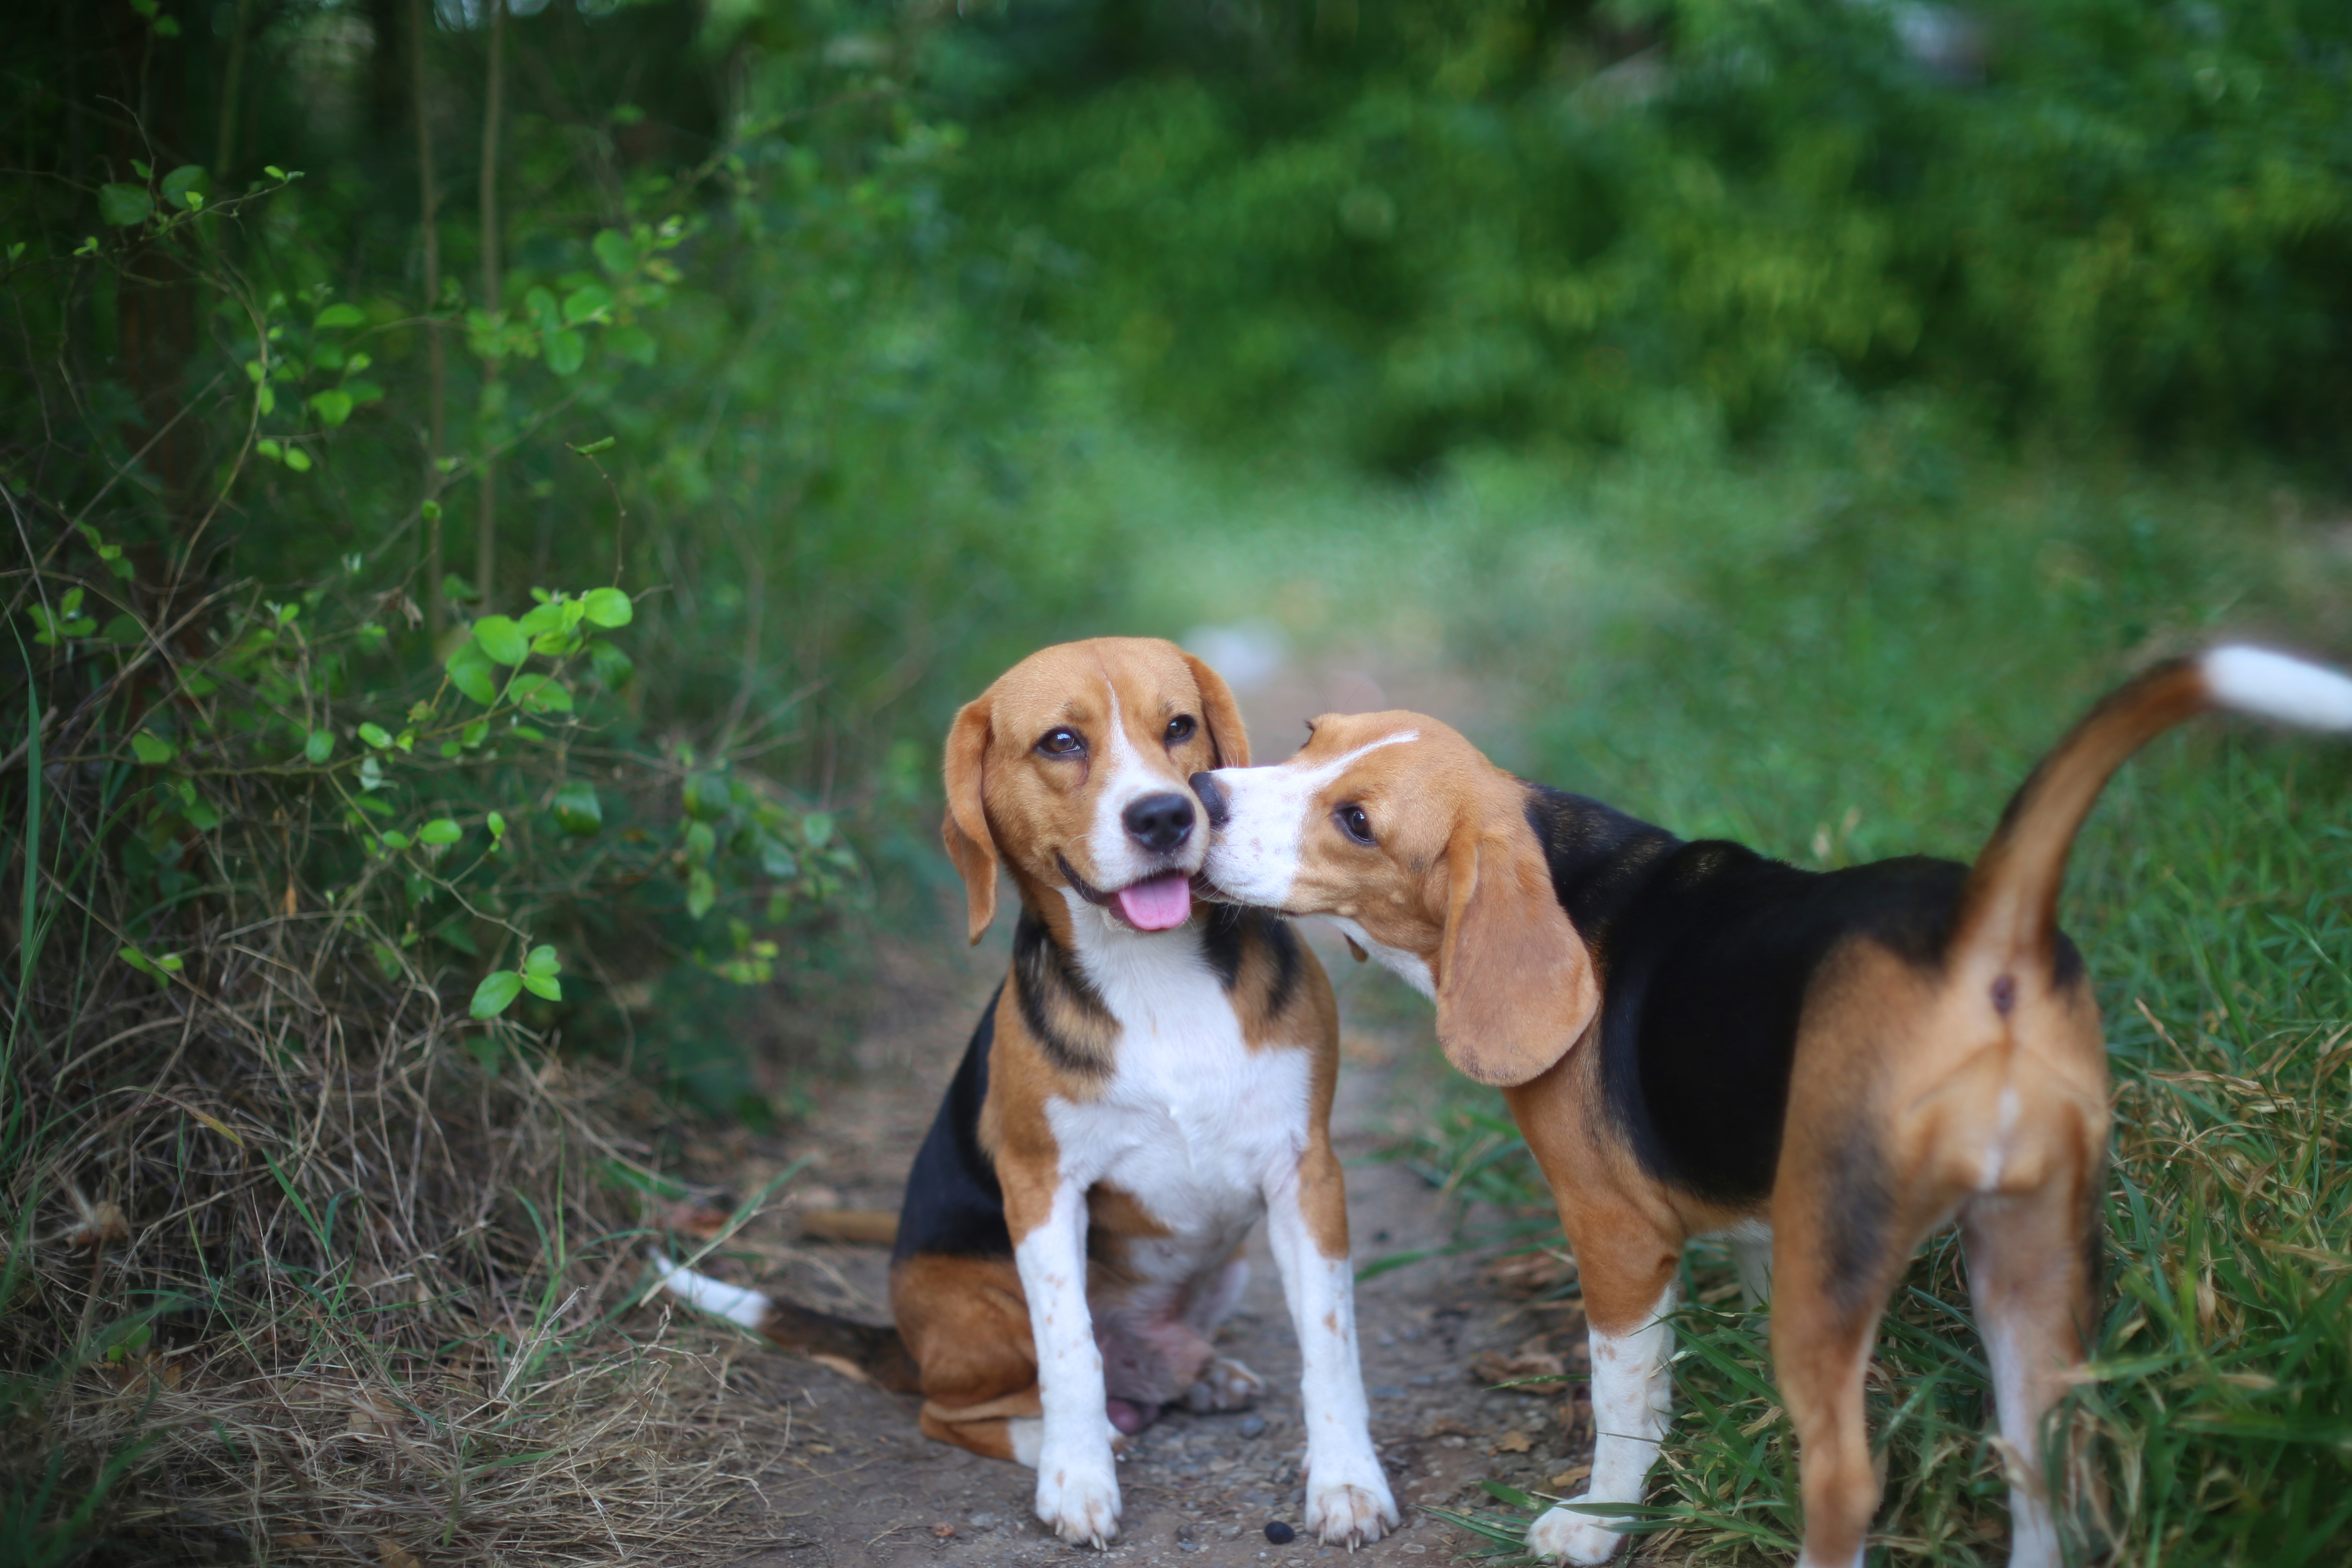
left=1478, top=1480, right=1538, bottom=1510
left=521, top=972, right=562, bottom=1001
left=524, top=285, right=560, bottom=328
left=130, top=732, right=175, bottom=765
left=417, top=818, right=462, bottom=845
left=469, top=970, right=524, bottom=1019
left=304, top=729, right=334, bottom=763
left=98, top=184, right=153, bottom=227
left=686, top=867, right=717, bottom=920
left=378, top=829, right=412, bottom=851
left=160, top=165, right=209, bottom=211
left=513, top=675, right=573, bottom=714
left=101, top=613, right=143, bottom=645
left=358, top=722, right=393, bottom=749
left=682, top=773, right=729, bottom=820
left=486, top=811, right=506, bottom=839
left=445, top=638, right=499, bottom=704
left=472, top=615, right=527, bottom=666
left=581, top=587, right=633, bottom=627
left=516, top=602, right=565, bottom=637
left=588, top=640, right=635, bottom=689
left=283, top=445, right=312, bottom=472
left=561, top=284, right=612, bottom=323
left=524, top=945, right=561, bottom=977
left=551, top=781, right=603, bottom=836
left=569, top=435, right=616, bottom=457
left=544, top=327, right=585, bottom=376
left=344, top=379, right=386, bottom=405
left=592, top=228, right=636, bottom=279
left=119, top=947, right=170, bottom=988
left=313, top=303, right=365, bottom=329
left=309, top=389, right=353, bottom=427
left=606, top=325, right=656, bottom=366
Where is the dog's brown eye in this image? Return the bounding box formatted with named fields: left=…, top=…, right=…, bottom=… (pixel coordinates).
left=1037, top=728, right=1084, bottom=757
left=1165, top=714, right=1196, bottom=744
left=1336, top=804, right=1375, bottom=846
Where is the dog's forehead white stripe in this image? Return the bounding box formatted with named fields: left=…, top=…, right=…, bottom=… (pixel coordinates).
left=1279, top=730, right=1421, bottom=789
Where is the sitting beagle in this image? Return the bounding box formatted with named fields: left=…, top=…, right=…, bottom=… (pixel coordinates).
left=657, top=637, right=1396, bottom=1549
left=1190, top=646, right=2352, bottom=1567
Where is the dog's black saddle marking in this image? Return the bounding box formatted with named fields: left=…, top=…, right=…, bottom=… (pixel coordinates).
left=1524, top=784, right=2020, bottom=1204
left=894, top=988, right=1013, bottom=1261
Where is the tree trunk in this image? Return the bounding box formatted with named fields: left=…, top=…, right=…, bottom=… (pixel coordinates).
left=410, top=0, right=447, bottom=637
left=475, top=0, right=505, bottom=607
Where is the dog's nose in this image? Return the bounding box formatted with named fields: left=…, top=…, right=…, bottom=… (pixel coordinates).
left=1188, top=772, right=1230, bottom=829
left=1123, top=792, right=1195, bottom=853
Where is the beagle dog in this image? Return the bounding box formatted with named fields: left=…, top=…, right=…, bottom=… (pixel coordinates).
left=657, top=637, right=1396, bottom=1549
left=1189, top=646, right=2352, bottom=1568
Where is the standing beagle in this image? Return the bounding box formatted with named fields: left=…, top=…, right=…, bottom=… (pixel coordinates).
left=657, top=637, right=1396, bottom=1549
left=1189, top=646, right=2352, bottom=1567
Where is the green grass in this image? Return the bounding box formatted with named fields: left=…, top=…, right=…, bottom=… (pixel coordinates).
left=1105, top=392, right=2352, bottom=1565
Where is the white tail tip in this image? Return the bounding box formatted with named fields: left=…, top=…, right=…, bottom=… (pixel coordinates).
left=2203, top=646, right=2352, bottom=732
left=647, top=1250, right=773, bottom=1329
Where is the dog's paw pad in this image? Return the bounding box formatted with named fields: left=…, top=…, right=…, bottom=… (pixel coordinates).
left=1035, top=1461, right=1121, bottom=1548
left=1305, top=1478, right=1399, bottom=1546
left=1184, top=1357, right=1266, bottom=1414
left=1526, top=1503, right=1625, bottom=1565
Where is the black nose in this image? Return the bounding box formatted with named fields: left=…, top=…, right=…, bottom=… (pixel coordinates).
left=1123, top=791, right=1195, bottom=853
left=1188, top=771, right=1230, bottom=829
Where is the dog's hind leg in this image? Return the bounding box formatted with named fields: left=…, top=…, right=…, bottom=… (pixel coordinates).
left=1960, top=1179, right=2101, bottom=1568
left=1769, top=1167, right=1919, bottom=1568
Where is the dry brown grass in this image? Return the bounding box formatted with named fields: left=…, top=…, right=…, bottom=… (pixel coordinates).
left=5, top=898, right=806, bottom=1565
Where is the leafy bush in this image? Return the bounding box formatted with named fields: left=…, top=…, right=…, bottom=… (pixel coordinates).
left=940, top=0, right=2352, bottom=469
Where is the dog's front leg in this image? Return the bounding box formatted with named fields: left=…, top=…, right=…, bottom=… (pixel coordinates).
left=1526, top=1280, right=1677, bottom=1564
left=1265, top=1144, right=1399, bottom=1546
left=1013, top=1176, right=1121, bottom=1547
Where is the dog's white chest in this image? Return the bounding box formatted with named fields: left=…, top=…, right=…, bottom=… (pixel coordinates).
left=1046, top=906, right=1313, bottom=1233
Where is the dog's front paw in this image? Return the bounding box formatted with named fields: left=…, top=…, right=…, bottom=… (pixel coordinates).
left=1303, top=1455, right=1399, bottom=1546
left=1184, top=1356, right=1266, bottom=1414
left=1526, top=1503, right=1626, bottom=1565
left=1034, top=1453, right=1121, bottom=1547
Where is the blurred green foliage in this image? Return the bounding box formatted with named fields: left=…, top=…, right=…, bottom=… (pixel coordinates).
left=943, top=0, right=2352, bottom=469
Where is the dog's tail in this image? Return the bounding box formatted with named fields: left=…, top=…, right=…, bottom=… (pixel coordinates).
left=1951, top=646, right=2352, bottom=968
left=648, top=1252, right=922, bottom=1393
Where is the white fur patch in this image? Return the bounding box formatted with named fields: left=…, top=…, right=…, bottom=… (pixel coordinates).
left=1047, top=901, right=1317, bottom=1227
left=1019, top=905, right=1388, bottom=1544
left=2203, top=646, right=2352, bottom=731
left=1085, top=679, right=1206, bottom=894
left=1526, top=1283, right=1676, bottom=1564
left=1325, top=914, right=1436, bottom=998
left=1199, top=732, right=1420, bottom=909
left=647, top=1252, right=771, bottom=1329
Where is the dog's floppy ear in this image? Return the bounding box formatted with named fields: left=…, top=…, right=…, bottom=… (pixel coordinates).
left=1433, top=819, right=1597, bottom=1087
left=1182, top=652, right=1250, bottom=769
left=941, top=695, right=998, bottom=944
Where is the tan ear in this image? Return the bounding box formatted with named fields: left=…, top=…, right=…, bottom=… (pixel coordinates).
left=1182, top=652, right=1250, bottom=769
left=1433, top=822, right=1597, bottom=1087
left=940, top=696, right=998, bottom=944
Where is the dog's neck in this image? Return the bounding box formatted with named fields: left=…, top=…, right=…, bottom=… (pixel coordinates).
left=1519, top=782, right=1685, bottom=956
left=1008, top=894, right=1230, bottom=1079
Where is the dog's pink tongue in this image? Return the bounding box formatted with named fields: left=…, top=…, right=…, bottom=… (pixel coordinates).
left=1116, top=873, right=1192, bottom=931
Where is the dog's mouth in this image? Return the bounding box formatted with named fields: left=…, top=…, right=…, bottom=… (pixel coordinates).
left=1056, top=855, right=1196, bottom=932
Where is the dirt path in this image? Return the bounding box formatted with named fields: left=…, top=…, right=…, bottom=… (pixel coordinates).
left=666, top=928, right=1597, bottom=1568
